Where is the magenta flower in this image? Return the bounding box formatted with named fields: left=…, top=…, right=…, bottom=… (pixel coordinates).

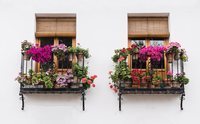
left=139, top=46, right=166, bottom=62
left=166, top=42, right=181, bottom=53
left=26, top=45, right=52, bottom=63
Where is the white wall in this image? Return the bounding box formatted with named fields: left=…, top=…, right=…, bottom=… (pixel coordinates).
left=0, top=0, right=200, bottom=124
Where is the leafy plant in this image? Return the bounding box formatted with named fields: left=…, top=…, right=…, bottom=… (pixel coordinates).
left=152, top=75, right=161, bottom=85
left=109, top=61, right=131, bottom=83
left=76, top=47, right=90, bottom=58
left=72, top=63, right=88, bottom=78
left=30, top=70, right=57, bottom=88
left=21, top=40, right=33, bottom=53
left=52, top=44, right=68, bottom=60
left=174, top=73, right=189, bottom=85
left=180, top=49, right=188, bottom=62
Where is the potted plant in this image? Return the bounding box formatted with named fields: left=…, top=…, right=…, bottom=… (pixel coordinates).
left=131, top=69, right=145, bottom=88
left=174, top=73, right=189, bottom=88
left=166, top=42, right=181, bottom=61
left=166, top=71, right=173, bottom=88
left=139, top=46, right=166, bottom=62
left=81, top=75, right=97, bottom=90
left=52, top=44, right=67, bottom=61
left=55, top=70, right=74, bottom=88
left=30, top=69, right=56, bottom=88
left=180, top=49, right=188, bottom=62
left=152, top=75, right=161, bottom=88
left=21, top=40, right=33, bottom=60
left=67, top=46, right=76, bottom=61
left=26, top=45, right=52, bottom=71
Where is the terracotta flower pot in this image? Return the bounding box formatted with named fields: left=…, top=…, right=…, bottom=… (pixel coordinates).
left=132, top=53, right=139, bottom=60
left=140, top=82, right=148, bottom=88
left=23, top=53, right=31, bottom=60
left=174, top=53, right=180, bottom=60
left=172, top=82, right=181, bottom=88
left=68, top=53, right=73, bottom=61
left=167, top=53, right=173, bottom=63
left=77, top=53, right=84, bottom=61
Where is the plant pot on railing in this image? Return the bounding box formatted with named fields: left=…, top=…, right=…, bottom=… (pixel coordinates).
left=174, top=52, right=180, bottom=60
left=68, top=53, right=73, bottom=61
left=132, top=52, right=139, bottom=60
left=164, top=79, right=172, bottom=88
left=172, top=81, right=181, bottom=88
left=166, top=53, right=174, bottom=63
left=77, top=53, right=84, bottom=61
left=22, top=52, right=31, bottom=60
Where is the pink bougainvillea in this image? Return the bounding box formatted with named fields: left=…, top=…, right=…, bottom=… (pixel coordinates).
left=26, top=45, right=52, bottom=63
left=139, top=46, right=166, bottom=62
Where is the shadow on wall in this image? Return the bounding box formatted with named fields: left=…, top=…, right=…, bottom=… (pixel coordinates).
left=122, top=94, right=180, bottom=105
left=24, top=94, right=81, bottom=105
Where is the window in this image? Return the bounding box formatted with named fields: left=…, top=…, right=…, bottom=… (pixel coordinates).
left=128, top=13, right=169, bottom=71
left=35, top=14, right=76, bottom=72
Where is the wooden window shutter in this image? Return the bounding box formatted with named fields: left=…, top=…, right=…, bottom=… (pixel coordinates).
left=128, top=17, right=148, bottom=37
left=128, top=13, right=169, bottom=38
left=35, top=14, right=76, bottom=37
left=147, top=17, right=169, bottom=37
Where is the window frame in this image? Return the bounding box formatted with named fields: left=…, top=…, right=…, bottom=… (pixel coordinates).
left=35, top=37, right=76, bottom=72
left=128, top=38, right=168, bottom=71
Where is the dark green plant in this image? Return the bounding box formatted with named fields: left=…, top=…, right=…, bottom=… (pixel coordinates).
left=21, top=40, right=32, bottom=53
left=112, top=54, right=120, bottom=63
left=68, top=46, right=77, bottom=53
left=109, top=61, right=131, bottom=83
left=72, top=63, right=88, bottom=78
left=76, top=47, right=90, bottom=58
left=174, top=73, right=189, bottom=85
left=180, top=49, right=188, bottom=62
left=30, top=70, right=57, bottom=88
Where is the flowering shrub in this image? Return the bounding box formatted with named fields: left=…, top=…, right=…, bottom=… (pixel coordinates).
left=139, top=46, right=166, bottom=62
left=26, top=45, right=52, bottom=63
left=52, top=44, right=67, bottom=60
left=15, top=73, right=30, bottom=84
left=131, top=69, right=145, bottom=85
left=81, top=75, right=97, bottom=89
left=174, top=73, right=189, bottom=85
left=166, top=42, right=181, bottom=54
left=21, top=40, right=33, bottom=53
left=56, top=70, right=74, bottom=87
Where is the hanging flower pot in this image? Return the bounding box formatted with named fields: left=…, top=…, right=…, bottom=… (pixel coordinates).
left=68, top=53, right=73, bottom=61
left=167, top=53, right=173, bottom=63
left=77, top=53, right=84, bottom=61
left=174, top=52, right=180, bottom=60
left=172, top=81, right=181, bottom=88
left=73, top=53, right=77, bottom=61
left=23, top=52, right=31, bottom=60
left=132, top=52, right=139, bottom=60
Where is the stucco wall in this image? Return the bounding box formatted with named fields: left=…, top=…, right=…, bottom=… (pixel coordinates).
left=0, top=0, right=200, bottom=124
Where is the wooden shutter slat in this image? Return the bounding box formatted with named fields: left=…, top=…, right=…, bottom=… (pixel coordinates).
left=147, top=17, right=169, bottom=37
left=128, top=15, right=169, bottom=38
left=56, top=18, right=76, bottom=34
left=36, top=19, right=57, bottom=33
left=128, top=18, right=148, bottom=37
left=36, top=16, right=76, bottom=37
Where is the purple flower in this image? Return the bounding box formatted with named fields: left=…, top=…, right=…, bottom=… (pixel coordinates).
left=56, top=71, right=74, bottom=86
